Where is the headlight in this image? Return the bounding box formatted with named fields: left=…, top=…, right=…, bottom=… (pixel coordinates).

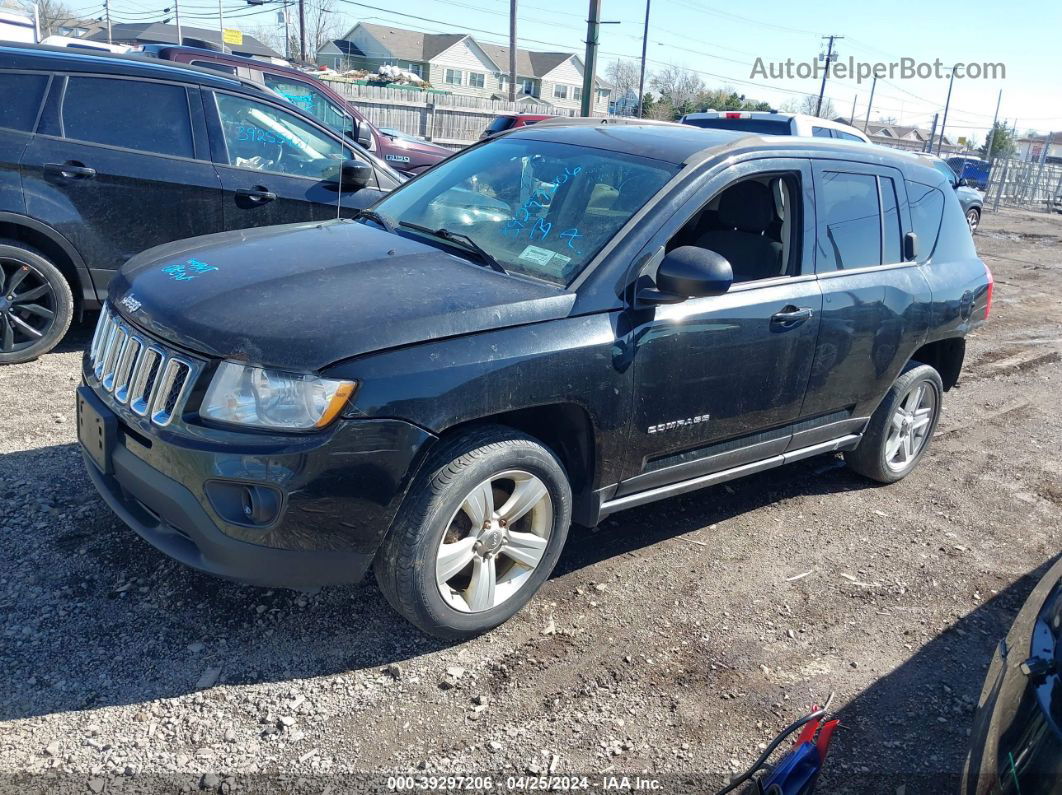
left=200, top=362, right=356, bottom=431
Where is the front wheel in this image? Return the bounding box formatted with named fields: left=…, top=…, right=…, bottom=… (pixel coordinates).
left=374, top=426, right=572, bottom=639
left=845, top=363, right=943, bottom=484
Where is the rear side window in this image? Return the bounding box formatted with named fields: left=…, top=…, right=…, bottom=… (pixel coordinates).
left=0, top=73, right=48, bottom=132
left=906, top=180, right=945, bottom=263
left=836, top=131, right=864, bottom=142
left=485, top=116, right=516, bottom=134
left=812, top=126, right=833, bottom=138
left=682, top=117, right=791, bottom=135
left=191, top=60, right=237, bottom=76
left=61, top=77, right=194, bottom=158
left=816, top=171, right=881, bottom=271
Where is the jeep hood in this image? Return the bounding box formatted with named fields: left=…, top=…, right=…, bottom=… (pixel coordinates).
left=108, top=220, right=575, bottom=371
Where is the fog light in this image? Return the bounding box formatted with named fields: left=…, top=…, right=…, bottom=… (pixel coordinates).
left=205, top=481, right=282, bottom=528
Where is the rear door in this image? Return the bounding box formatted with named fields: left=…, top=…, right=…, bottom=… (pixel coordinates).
left=801, top=161, right=932, bottom=421
left=0, top=70, right=49, bottom=215
left=204, top=88, right=387, bottom=228
left=20, top=74, right=223, bottom=297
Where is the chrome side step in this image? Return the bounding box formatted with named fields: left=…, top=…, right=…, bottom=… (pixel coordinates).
left=598, top=434, right=861, bottom=519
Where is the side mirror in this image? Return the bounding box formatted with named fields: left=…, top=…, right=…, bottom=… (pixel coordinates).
left=329, top=159, right=372, bottom=191
left=904, top=231, right=918, bottom=261
left=356, top=124, right=373, bottom=149
left=639, top=246, right=733, bottom=304
left=957, top=177, right=969, bottom=187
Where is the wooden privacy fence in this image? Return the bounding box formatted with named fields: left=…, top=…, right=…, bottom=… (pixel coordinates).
left=321, top=79, right=590, bottom=149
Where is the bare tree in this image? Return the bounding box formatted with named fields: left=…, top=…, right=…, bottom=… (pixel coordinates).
left=649, top=64, right=704, bottom=108
left=604, top=58, right=639, bottom=98
left=248, top=0, right=340, bottom=62
left=794, top=94, right=836, bottom=119
left=16, top=0, right=75, bottom=37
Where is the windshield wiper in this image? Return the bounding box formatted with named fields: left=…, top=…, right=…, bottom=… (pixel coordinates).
left=398, top=221, right=507, bottom=274
left=354, top=209, right=395, bottom=233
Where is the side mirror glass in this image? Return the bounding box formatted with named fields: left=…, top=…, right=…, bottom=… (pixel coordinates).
left=356, top=124, right=373, bottom=149
left=957, top=177, right=969, bottom=187
left=639, top=246, right=734, bottom=304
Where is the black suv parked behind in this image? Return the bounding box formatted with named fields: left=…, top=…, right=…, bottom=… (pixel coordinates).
left=78, top=120, right=992, bottom=638
left=0, top=44, right=403, bottom=363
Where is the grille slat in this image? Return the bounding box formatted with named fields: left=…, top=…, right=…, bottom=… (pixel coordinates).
left=87, top=308, right=198, bottom=426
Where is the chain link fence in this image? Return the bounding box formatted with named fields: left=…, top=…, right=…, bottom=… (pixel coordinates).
left=984, top=156, right=1062, bottom=214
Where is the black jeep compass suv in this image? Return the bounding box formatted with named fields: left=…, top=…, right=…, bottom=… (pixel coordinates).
left=78, top=120, right=992, bottom=638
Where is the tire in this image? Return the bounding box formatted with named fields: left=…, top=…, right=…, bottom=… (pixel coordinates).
left=845, top=362, right=944, bottom=484
left=966, top=207, right=981, bottom=232
left=374, top=425, right=572, bottom=640
left=0, top=241, right=74, bottom=365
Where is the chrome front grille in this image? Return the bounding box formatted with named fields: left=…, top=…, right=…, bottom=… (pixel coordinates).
left=87, top=305, right=200, bottom=426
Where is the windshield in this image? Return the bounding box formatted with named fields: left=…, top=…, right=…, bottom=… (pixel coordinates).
left=683, top=117, right=791, bottom=134
left=369, top=138, right=679, bottom=285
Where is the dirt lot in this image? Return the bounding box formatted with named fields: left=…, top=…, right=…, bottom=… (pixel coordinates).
left=1, top=207, right=1059, bottom=794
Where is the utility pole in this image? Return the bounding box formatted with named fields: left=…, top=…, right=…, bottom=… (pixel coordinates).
left=580, top=0, right=601, bottom=117
left=174, top=0, right=182, bottom=46
left=508, top=0, right=517, bottom=102
left=937, top=67, right=955, bottom=156
left=815, top=34, right=842, bottom=118
left=925, top=113, right=938, bottom=153
left=298, top=0, right=306, bottom=63
left=636, top=0, right=650, bottom=118
left=862, top=75, right=875, bottom=132
left=218, top=0, right=225, bottom=50
left=284, top=2, right=290, bottom=60
left=983, top=88, right=1002, bottom=162
left=104, top=0, right=112, bottom=43
left=849, top=94, right=857, bottom=126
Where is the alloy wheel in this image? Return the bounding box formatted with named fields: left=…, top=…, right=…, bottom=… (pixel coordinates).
left=0, top=258, right=57, bottom=355
left=966, top=209, right=979, bottom=232
left=885, top=381, right=936, bottom=473
left=436, top=469, right=553, bottom=613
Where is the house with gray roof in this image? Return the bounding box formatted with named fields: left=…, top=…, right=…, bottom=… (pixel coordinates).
left=87, top=22, right=283, bottom=61
left=318, top=22, right=612, bottom=112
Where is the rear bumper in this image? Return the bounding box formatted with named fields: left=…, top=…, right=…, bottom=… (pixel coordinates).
left=78, top=383, right=436, bottom=590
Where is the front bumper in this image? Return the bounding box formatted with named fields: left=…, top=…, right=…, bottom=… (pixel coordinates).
left=78, top=383, right=436, bottom=590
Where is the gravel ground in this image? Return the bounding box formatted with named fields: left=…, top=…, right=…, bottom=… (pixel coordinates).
left=1, top=207, right=1059, bottom=794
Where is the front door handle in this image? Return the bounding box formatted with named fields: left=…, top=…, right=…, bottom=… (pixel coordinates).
left=235, top=186, right=277, bottom=204
left=771, top=306, right=814, bottom=327
left=44, top=161, right=96, bottom=179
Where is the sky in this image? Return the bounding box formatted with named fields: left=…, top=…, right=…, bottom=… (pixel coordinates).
left=64, top=0, right=1062, bottom=145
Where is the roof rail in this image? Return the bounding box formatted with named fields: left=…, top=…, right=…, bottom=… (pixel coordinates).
left=530, top=116, right=683, bottom=129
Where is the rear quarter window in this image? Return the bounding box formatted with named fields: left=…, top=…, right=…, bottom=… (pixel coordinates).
left=486, top=116, right=516, bottom=134
left=61, top=76, right=194, bottom=158
left=0, top=72, right=48, bottom=132
left=905, top=180, right=945, bottom=263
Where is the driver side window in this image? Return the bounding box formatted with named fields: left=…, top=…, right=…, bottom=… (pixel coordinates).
left=214, top=92, right=355, bottom=181
left=667, top=171, right=804, bottom=284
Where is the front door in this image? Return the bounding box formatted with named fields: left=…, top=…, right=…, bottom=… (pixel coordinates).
left=205, top=89, right=385, bottom=229
left=620, top=160, right=822, bottom=496
left=20, top=75, right=224, bottom=298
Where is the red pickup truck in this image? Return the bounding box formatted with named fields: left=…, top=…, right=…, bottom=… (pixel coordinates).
left=140, top=45, right=452, bottom=175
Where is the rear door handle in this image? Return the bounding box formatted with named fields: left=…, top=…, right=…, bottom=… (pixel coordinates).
left=44, top=161, right=96, bottom=179
left=235, top=186, right=277, bottom=203
left=771, top=306, right=814, bottom=326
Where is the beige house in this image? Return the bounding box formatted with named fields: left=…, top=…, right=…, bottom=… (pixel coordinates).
left=318, top=22, right=611, bottom=113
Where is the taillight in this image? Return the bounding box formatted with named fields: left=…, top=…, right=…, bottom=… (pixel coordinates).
left=984, top=264, right=994, bottom=319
